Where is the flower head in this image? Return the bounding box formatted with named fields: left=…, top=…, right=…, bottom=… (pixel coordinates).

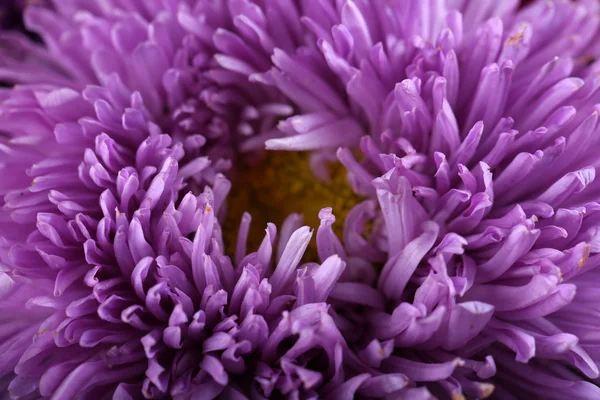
left=0, top=1, right=350, bottom=398
left=4, top=0, right=600, bottom=399
left=208, top=0, right=600, bottom=397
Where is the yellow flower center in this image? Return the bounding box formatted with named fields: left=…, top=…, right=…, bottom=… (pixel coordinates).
left=223, top=151, right=361, bottom=261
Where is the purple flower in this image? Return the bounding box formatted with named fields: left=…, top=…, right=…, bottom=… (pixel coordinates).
left=0, top=1, right=415, bottom=398
left=3, top=152, right=352, bottom=398
left=4, top=0, right=600, bottom=399
left=0, top=2, right=361, bottom=399
left=228, top=0, right=600, bottom=398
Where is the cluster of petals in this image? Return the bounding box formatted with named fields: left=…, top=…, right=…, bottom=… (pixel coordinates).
left=0, top=1, right=352, bottom=398
left=230, top=0, right=600, bottom=398
left=2, top=0, right=600, bottom=399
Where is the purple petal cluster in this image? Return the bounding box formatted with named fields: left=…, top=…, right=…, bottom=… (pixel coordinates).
left=0, top=55, right=354, bottom=399
left=227, top=0, right=600, bottom=398
left=0, top=2, right=366, bottom=398
left=3, top=0, right=600, bottom=399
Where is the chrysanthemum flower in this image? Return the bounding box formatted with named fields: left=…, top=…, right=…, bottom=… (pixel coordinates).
left=5, top=0, right=600, bottom=399
left=219, top=0, right=600, bottom=398
left=0, top=1, right=364, bottom=398
left=1, top=118, right=353, bottom=397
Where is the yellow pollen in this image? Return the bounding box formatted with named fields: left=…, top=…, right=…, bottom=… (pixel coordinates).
left=223, top=151, right=361, bottom=261
left=505, top=25, right=527, bottom=46
left=578, top=244, right=592, bottom=270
